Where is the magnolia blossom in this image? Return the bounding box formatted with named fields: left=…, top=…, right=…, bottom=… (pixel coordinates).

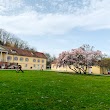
left=56, top=46, right=103, bottom=74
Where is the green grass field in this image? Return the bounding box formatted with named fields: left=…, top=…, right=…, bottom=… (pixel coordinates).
left=0, top=70, right=110, bottom=110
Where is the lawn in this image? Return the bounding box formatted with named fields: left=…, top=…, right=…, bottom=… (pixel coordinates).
left=0, top=70, right=110, bottom=110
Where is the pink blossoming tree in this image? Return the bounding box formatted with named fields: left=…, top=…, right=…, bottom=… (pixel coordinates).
left=56, top=44, right=103, bottom=74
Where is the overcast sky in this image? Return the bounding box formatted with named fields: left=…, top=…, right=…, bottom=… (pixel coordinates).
left=0, top=0, right=110, bottom=57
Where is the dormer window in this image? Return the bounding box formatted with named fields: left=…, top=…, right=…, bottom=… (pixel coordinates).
left=11, top=50, right=16, bottom=53
left=31, top=52, right=34, bottom=55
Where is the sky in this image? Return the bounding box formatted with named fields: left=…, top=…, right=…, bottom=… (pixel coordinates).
left=0, top=0, right=110, bottom=57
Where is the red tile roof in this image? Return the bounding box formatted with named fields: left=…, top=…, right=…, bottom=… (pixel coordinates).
left=3, top=46, right=47, bottom=59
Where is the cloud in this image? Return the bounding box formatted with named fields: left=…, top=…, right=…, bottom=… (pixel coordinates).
left=0, top=0, right=24, bottom=13
left=0, top=0, right=110, bottom=36
left=0, top=12, right=78, bottom=35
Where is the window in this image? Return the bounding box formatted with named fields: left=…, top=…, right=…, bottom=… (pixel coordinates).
left=25, top=58, right=29, bottom=62
left=11, top=50, right=16, bottom=53
left=25, top=64, right=28, bottom=67
left=33, top=64, right=36, bottom=68
left=42, top=60, right=44, bottom=63
left=14, top=56, right=18, bottom=61
left=7, top=56, right=12, bottom=61
left=37, top=59, right=40, bottom=63
left=33, top=59, right=36, bottom=62
left=20, top=57, right=24, bottom=61
left=37, top=64, right=40, bottom=70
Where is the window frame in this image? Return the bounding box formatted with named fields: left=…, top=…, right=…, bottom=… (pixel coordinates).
left=14, top=56, right=18, bottom=61
left=25, top=58, right=29, bottom=62
left=20, top=57, right=24, bottom=61
left=7, top=56, right=12, bottom=61
left=33, top=59, right=36, bottom=62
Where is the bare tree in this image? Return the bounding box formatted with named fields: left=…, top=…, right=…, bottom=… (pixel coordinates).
left=0, top=29, right=33, bottom=50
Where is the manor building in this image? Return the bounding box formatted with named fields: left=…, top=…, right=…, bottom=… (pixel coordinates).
left=51, top=60, right=108, bottom=74
left=0, top=45, right=47, bottom=70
